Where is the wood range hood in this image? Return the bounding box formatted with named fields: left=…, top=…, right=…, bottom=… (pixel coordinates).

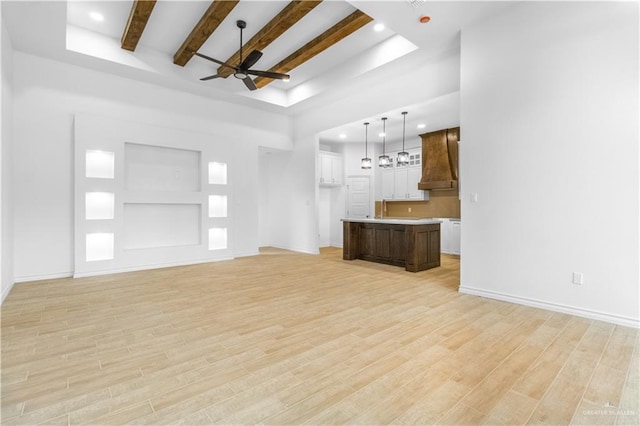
left=418, top=127, right=460, bottom=190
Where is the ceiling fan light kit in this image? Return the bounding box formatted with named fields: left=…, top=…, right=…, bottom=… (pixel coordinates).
left=196, top=20, right=290, bottom=91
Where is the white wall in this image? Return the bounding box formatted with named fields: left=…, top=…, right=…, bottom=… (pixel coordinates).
left=1, top=9, right=15, bottom=302
left=319, top=187, right=331, bottom=247
left=258, top=148, right=271, bottom=248
left=262, top=136, right=319, bottom=254
left=459, top=2, right=639, bottom=327
left=318, top=145, right=347, bottom=248
left=12, top=52, right=291, bottom=282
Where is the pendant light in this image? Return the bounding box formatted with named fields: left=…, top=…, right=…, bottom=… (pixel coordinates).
left=361, top=122, right=372, bottom=169
left=378, top=117, right=390, bottom=168
left=397, top=111, right=409, bottom=165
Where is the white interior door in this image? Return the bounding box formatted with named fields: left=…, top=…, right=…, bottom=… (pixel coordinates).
left=346, top=177, right=370, bottom=218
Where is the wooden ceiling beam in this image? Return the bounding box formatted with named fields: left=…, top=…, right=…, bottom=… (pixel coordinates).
left=216, top=0, right=323, bottom=78
left=121, top=0, right=157, bottom=51
left=173, top=0, right=240, bottom=67
left=253, top=10, right=373, bottom=89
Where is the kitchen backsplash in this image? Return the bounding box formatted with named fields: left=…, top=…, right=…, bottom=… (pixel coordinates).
left=375, top=190, right=460, bottom=218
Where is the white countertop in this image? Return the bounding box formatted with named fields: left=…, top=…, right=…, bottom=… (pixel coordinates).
left=341, top=218, right=442, bottom=225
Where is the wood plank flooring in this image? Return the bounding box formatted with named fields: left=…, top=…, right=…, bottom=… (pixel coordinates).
left=1, top=247, right=638, bottom=425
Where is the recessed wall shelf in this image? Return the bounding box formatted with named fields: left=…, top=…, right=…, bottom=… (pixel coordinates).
left=86, top=233, right=114, bottom=261
left=125, top=143, right=200, bottom=192
left=123, top=203, right=200, bottom=250
left=86, top=150, right=114, bottom=179
left=209, top=195, right=228, bottom=218
left=208, top=162, right=227, bottom=185
left=208, top=227, right=227, bottom=250
left=85, top=192, right=115, bottom=220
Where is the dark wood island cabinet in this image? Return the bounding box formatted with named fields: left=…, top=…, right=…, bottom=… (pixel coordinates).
left=342, top=218, right=441, bottom=272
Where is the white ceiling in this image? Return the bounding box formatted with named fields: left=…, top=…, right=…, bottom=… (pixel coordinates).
left=2, top=1, right=512, bottom=141
left=65, top=1, right=400, bottom=93
left=318, top=91, right=459, bottom=146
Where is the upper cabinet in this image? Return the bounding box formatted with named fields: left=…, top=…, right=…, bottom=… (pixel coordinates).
left=382, top=149, right=429, bottom=200
left=319, top=151, right=343, bottom=186
left=418, top=127, right=460, bottom=190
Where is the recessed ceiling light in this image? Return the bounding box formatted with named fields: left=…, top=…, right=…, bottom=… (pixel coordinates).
left=339, top=133, right=347, bottom=139
left=374, top=23, right=385, bottom=32
left=282, top=77, right=290, bottom=83
left=89, top=11, right=104, bottom=22
left=417, top=123, right=426, bottom=129
left=378, top=132, right=386, bottom=137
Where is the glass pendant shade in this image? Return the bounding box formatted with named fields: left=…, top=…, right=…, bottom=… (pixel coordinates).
left=378, top=117, right=390, bottom=168
left=397, top=151, right=410, bottom=165
left=397, top=111, right=409, bottom=165
left=361, top=122, right=371, bottom=170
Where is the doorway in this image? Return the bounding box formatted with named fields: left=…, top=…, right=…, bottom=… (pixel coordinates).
left=346, top=176, right=371, bottom=219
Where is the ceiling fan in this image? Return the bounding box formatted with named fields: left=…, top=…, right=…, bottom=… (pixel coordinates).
left=195, top=20, right=290, bottom=91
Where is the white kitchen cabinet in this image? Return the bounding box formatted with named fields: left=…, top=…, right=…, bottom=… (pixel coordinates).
left=382, top=149, right=428, bottom=200
left=382, top=169, right=395, bottom=199
left=450, top=219, right=461, bottom=255
left=439, top=218, right=461, bottom=255
left=440, top=218, right=450, bottom=253
left=319, top=152, right=343, bottom=186
left=393, top=167, right=408, bottom=200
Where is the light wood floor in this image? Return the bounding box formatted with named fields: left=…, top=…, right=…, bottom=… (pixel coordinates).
left=1, top=248, right=638, bottom=425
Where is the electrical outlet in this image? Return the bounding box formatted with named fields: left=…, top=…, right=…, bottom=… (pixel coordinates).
left=572, top=272, right=584, bottom=285
left=408, top=207, right=412, bottom=213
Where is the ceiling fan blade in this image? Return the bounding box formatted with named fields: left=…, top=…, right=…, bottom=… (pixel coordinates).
left=240, top=50, right=263, bottom=70
left=242, top=76, right=257, bottom=91
left=200, top=75, right=221, bottom=81
left=194, top=52, right=237, bottom=70
left=247, top=69, right=290, bottom=80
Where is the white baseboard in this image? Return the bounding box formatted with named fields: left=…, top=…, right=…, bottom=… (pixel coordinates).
left=268, top=244, right=320, bottom=255
left=1, top=282, right=15, bottom=304
left=14, top=271, right=73, bottom=283
left=459, top=285, right=640, bottom=329
left=234, top=250, right=260, bottom=258
left=73, top=257, right=234, bottom=278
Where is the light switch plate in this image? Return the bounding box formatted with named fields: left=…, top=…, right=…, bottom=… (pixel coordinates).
left=572, top=272, right=583, bottom=285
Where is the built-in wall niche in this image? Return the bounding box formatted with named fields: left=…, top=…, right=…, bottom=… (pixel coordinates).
left=85, top=192, right=115, bottom=220
left=75, top=114, right=235, bottom=277
left=125, top=143, right=201, bottom=192
left=208, top=195, right=228, bottom=218
left=208, top=227, right=228, bottom=250
left=86, top=150, right=114, bottom=179
left=208, top=162, right=227, bottom=185
left=123, top=203, right=201, bottom=250
left=86, top=233, right=114, bottom=261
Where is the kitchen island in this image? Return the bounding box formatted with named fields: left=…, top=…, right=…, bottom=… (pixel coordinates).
left=342, top=218, right=442, bottom=272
